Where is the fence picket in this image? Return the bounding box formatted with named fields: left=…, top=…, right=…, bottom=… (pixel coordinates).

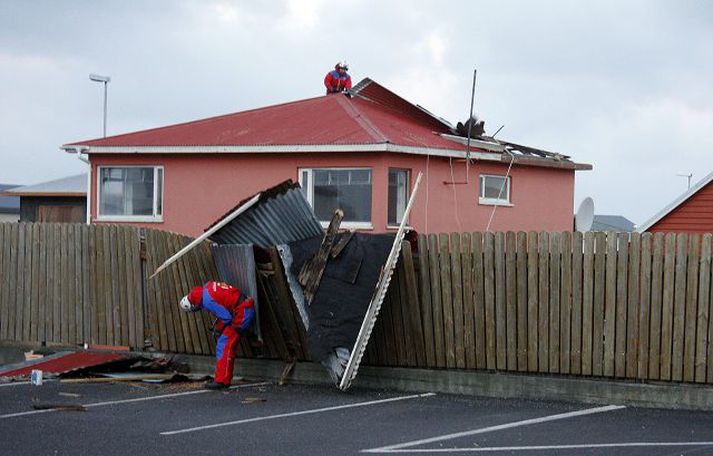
left=516, top=232, right=528, bottom=371
left=450, top=233, right=466, bottom=369
left=428, top=234, right=445, bottom=367
left=527, top=232, right=538, bottom=371
left=696, top=234, right=712, bottom=382
left=549, top=232, right=561, bottom=374
left=615, top=232, right=629, bottom=378
left=461, top=233, right=476, bottom=369
left=560, top=232, right=572, bottom=374
left=472, top=232, right=486, bottom=369
left=505, top=232, right=518, bottom=371
left=672, top=233, right=688, bottom=381
left=638, top=233, right=652, bottom=379
left=571, top=232, right=584, bottom=375
left=494, top=232, right=507, bottom=370
left=417, top=235, right=436, bottom=367
left=483, top=232, right=496, bottom=369
left=683, top=234, right=700, bottom=382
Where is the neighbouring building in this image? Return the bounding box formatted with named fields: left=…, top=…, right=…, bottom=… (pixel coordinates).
left=592, top=215, right=636, bottom=232
left=0, top=184, right=21, bottom=222
left=1, top=174, right=87, bottom=223
left=61, top=78, right=592, bottom=237
left=637, top=171, right=713, bottom=234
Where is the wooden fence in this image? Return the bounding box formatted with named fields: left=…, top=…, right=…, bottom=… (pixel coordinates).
left=3, top=223, right=713, bottom=385
left=365, top=231, right=713, bottom=384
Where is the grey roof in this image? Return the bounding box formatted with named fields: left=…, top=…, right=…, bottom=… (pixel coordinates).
left=3, top=173, right=87, bottom=196
left=636, top=171, right=713, bottom=232
left=0, top=184, right=21, bottom=213
left=592, top=214, right=636, bottom=232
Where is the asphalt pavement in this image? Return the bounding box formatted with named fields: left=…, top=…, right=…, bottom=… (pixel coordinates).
left=2, top=379, right=713, bottom=455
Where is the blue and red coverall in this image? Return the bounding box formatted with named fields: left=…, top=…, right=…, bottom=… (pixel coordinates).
left=187, top=281, right=255, bottom=385
left=324, top=70, right=352, bottom=94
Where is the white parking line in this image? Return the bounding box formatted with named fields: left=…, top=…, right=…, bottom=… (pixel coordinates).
left=363, top=404, right=625, bottom=453
left=0, top=381, right=270, bottom=420
left=363, top=442, right=713, bottom=453
left=161, top=392, right=437, bottom=436
left=0, top=382, right=30, bottom=388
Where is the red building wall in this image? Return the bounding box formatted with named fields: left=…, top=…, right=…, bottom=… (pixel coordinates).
left=649, top=182, right=713, bottom=234
left=88, top=152, right=575, bottom=237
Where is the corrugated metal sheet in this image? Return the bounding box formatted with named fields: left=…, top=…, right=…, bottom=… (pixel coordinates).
left=211, top=244, right=262, bottom=340
left=209, top=186, right=323, bottom=248
left=276, top=244, right=309, bottom=330
left=0, top=352, right=129, bottom=378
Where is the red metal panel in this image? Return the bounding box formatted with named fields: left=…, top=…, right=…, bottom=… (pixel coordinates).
left=651, top=183, right=713, bottom=233
left=0, top=352, right=128, bottom=377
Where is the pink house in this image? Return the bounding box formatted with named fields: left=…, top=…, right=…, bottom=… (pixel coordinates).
left=62, top=79, right=591, bottom=237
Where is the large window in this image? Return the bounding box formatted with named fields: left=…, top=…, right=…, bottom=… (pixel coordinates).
left=388, top=168, right=410, bottom=226
left=299, top=168, right=372, bottom=227
left=98, top=166, right=164, bottom=220
left=479, top=174, right=511, bottom=206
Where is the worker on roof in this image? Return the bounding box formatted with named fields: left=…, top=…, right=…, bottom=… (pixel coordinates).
left=324, top=61, right=352, bottom=94
left=179, top=281, right=255, bottom=390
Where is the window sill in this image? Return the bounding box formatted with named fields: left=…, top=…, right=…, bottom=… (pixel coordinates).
left=95, top=216, right=164, bottom=223
left=478, top=198, right=513, bottom=207
left=386, top=225, right=413, bottom=231
left=320, top=221, right=373, bottom=230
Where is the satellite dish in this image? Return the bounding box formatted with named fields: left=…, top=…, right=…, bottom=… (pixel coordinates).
left=575, top=197, right=595, bottom=232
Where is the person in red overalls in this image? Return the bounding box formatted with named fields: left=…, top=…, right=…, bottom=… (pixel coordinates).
left=179, top=281, right=255, bottom=390
left=324, top=61, right=352, bottom=94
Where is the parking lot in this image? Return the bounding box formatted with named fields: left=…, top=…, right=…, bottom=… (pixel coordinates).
left=2, top=379, right=713, bottom=455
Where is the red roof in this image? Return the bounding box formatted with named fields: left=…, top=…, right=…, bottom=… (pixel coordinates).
left=65, top=79, right=462, bottom=151
left=0, top=351, right=128, bottom=378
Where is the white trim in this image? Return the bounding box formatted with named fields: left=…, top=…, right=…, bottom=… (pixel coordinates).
left=63, top=143, right=506, bottom=161
left=96, top=165, right=164, bottom=221
left=637, top=170, right=713, bottom=232
left=478, top=198, right=514, bottom=207
left=479, top=174, right=511, bottom=204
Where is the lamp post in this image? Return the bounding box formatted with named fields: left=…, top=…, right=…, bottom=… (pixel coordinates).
left=89, top=74, right=110, bottom=137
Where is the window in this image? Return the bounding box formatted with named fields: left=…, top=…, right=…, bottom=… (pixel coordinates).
left=388, top=168, right=410, bottom=226
left=479, top=174, right=511, bottom=205
left=98, top=166, right=164, bottom=221
left=299, top=168, right=372, bottom=228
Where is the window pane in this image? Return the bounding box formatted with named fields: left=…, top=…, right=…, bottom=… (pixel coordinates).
left=388, top=169, right=409, bottom=225
left=482, top=175, right=509, bottom=200
left=156, top=168, right=163, bottom=216
left=99, top=167, right=156, bottom=216
left=313, top=169, right=371, bottom=223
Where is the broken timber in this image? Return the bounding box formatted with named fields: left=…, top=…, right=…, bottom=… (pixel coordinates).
left=298, top=209, right=344, bottom=305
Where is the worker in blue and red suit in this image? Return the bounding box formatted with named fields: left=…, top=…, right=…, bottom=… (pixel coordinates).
left=324, top=61, right=352, bottom=94
left=179, top=281, right=255, bottom=390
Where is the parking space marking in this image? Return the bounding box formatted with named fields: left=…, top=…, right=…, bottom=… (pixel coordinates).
left=363, top=404, right=625, bottom=453
left=0, top=382, right=30, bottom=388
left=363, top=442, right=713, bottom=453
left=161, top=392, right=437, bottom=436
left=0, top=381, right=270, bottom=420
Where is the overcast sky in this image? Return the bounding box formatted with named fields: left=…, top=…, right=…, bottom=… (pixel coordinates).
left=2, top=0, right=712, bottom=225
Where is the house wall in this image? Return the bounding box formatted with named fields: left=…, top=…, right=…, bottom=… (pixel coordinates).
left=0, top=212, right=19, bottom=223
left=88, top=152, right=575, bottom=237
left=20, top=196, right=86, bottom=222
left=649, top=181, right=713, bottom=233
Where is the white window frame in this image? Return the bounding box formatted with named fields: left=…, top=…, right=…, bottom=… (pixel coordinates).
left=478, top=174, right=513, bottom=207
left=386, top=168, right=411, bottom=229
left=96, top=165, right=164, bottom=222
left=299, top=167, right=373, bottom=230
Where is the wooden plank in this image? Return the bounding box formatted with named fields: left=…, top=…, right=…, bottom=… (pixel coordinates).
left=683, top=234, right=700, bottom=382
left=74, top=225, right=85, bottom=345
left=537, top=232, right=549, bottom=373
left=516, top=232, right=528, bottom=371
left=0, top=224, right=7, bottom=340
left=110, top=225, right=123, bottom=345
left=149, top=229, right=172, bottom=352
left=615, top=232, right=629, bottom=378
left=494, top=232, right=507, bottom=370
left=45, top=224, right=56, bottom=344
left=7, top=224, right=19, bottom=343
left=671, top=233, right=688, bottom=381
left=81, top=225, right=92, bottom=345
left=592, top=232, right=606, bottom=376
left=472, top=232, right=486, bottom=369
left=417, top=234, right=436, bottom=367
left=298, top=209, right=343, bottom=305
left=164, top=233, right=187, bottom=353
left=58, top=224, right=69, bottom=344
left=638, top=233, right=652, bottom=380
left=396, top=248, right=415, bottom=366
left=602, top=232, right=617, bottom=377
left=626, top=232, right=641, bottom=378
left=183, top=238, right=212, bottom=356
left=483, top=232, right=496, bottom=370
left=660, top=233, right=676, bottom=381
left=20, top=224, right=32, bottom=342
left=172, top=234, right=199, bottom=354
left=65, top=224, right=76, bottom=345
left=88, top=224, right=99, bottom=344
left=571, top=232, right=584, bottom=375
left=405, top=242, right=425, bottom=366
left=696, top=234, right=711, bottom=383
left=449, top=234, right=466, bottom=369
left=549, top=232, right=561, bottom=374
left=114, top=226, right=129, bottom=345
left=439, top=233, right=456, bottom=368
left=123, top=227, right=137, bottom=348
left=648, top=233, right=665, bottom=380
left=505, top=231, right=518, bottom=371
left=94, top=225, right=108, bottom=345
left=427, top=234, right=445, bottom=367
left=708, top=240, right=713, bottom=383
left=526, top=231, right=539, bottom=371
left=25, top=224, right=37, bottom=342
left=15, top=224, right=26, bottom=342
left=560, top=231, right=572, bottom=374
left=461, top=233, right=476, bottom=369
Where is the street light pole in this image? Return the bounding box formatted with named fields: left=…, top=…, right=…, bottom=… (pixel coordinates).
left=89, top=74, right=111, bottom=137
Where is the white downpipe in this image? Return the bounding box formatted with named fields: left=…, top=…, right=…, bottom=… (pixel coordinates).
left=72, top=147, right=91, bottom=225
